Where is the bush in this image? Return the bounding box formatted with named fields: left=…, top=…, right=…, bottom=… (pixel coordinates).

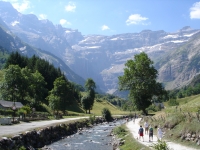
left=168, top=99, right=179, bottom=106
left=147, top=105, right=160, bottom=112
left=0, top=109, right=13, bottom=116
left=101, top=108, right=112, bottom=122
left=89, top=114, right=95, bottom=124
left=150, top=140, right=171, bottom=150
left=113, top=126, right=126, bottom=136
left=19, top=146, right=26, bottom=150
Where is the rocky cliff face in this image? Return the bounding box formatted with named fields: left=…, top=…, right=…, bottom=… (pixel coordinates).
left=0, top=1, right=200, bottom=95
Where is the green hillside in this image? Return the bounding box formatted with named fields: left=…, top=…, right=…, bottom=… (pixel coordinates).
left=164, top=94, right=200, bottom=113
left=66, top=99, right=129, bottom=116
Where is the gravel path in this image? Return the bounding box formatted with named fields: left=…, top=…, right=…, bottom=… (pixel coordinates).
left=0, top=117, right=87, bottom=137
left=126, top=118, right=197, bottom=150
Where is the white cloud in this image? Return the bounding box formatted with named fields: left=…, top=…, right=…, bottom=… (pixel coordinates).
left=60, top=19, right=71, bottom=26
left=101, top=25, right=110, bottom=31
left=38, top=14, right=47, bottom=20
left=190, top=2, right=200, bottom=19
left=65, top=2, right=76, bottom=12
left=126, top=14, right=148, bottom=25
left=9, top=0, right=31, bottom=12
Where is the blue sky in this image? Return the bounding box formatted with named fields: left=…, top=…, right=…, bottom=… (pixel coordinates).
left=2, top=0, right=200, bottom=35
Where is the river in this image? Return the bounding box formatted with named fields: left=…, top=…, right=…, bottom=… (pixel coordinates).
left=44, top=119, right=126, bottom=150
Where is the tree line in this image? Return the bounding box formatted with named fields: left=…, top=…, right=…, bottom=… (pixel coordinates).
left=0, top=52, right=96, bottom=116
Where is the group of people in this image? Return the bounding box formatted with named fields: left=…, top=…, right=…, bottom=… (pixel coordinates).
left=138, top=121, right=163, bottom=142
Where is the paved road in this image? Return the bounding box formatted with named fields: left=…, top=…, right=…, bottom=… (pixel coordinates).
left=0, top=117, right=88, bottom=137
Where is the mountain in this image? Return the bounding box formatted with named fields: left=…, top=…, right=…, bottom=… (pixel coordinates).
left=0, top=1, right=200, bottom=96
left=155, top=31, right=200, bottom=90
left=0, top=19, right=85, bottom=86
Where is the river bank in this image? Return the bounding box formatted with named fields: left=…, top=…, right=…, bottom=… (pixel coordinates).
left=0, top=116, right=126, bottom=150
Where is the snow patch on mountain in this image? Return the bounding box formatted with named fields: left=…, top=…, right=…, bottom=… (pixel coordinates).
left=11, top=21, right=19, bottom=26
left=171, top=40, right=186, bottom=43
left=163, top=34, right=179, bottom=39
left=19, top=46, right=26, bottom=51
left=183, top=31, right=200, bottom=37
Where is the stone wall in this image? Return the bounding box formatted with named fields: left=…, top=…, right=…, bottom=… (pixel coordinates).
left=0, top=117, right=110, bottom=150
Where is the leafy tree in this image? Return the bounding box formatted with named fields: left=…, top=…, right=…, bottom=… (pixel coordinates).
left=118, top=52, right=165, bottom=115
left=85, top=78, right=96, bottom=91
left=0, top=65, right=23, bottom=103
left=83, top=78, right=96, bottom=113
left=81, top=93, right=91, bottom=113
left=48, top=94, right=60, bottom=118
left=29, top=70, right=47, bottom=107
left=20, top=67, right=34, bottom=104
left=47, top=76, right=73, bottom=114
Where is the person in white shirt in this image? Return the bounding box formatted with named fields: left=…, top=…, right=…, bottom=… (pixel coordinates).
left=144, top=121, right=149, bottom=135
left=157, top=125, right=163, bottom=141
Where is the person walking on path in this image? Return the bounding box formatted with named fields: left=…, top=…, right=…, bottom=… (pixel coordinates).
left=144, top=121, right=149, bottom=135
left=157, top=125, right=163, bottom=141
left=149, top=125, right=153, bottom=142
left=133, top=113, right=136, bottom=123
left=138, top=125, right=144, bottom=142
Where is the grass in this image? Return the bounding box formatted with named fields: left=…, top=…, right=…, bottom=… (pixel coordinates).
left=164, top=94, right=200, bottom=113
left=113, top=124, right=150, bottom=150
left=141, top=94, right=200, bottom=149
left=91, top=100, right=129, bottom=116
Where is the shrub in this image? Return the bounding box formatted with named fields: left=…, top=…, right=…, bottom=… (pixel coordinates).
left=0, top=109, right=13, bottom=116
left=101, top=108, right=112, bottom=122
left=168, top=99, right=179, bottom=106
left=150, top=140, right=171, bottom=150
left=19, top=146, right=26, bottom=150
left=113, top=126, right=126, bottom=136
left=89, top=114, right=95, bottom=124
left=147, top=104, right=160, bottom=112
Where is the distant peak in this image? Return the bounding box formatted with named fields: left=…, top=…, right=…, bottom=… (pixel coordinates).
left=0, top=1, right=15, bottom=11
left=0, top=1, right=13, bottom=7
left=180, top=26, right=192, bottom=31
left=140, top=29, right=152, bottom=33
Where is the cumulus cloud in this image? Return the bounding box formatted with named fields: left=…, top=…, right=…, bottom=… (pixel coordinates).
left=60, top=19, right=71, bottom=26
left=38, top=14, right=47, bottom=20
left=190, top=2, right=200, bottom=19
left=126, top=14, right=148, bottom=25
left=101, top=25, right=110, bottom=31
left=8, top=0, right=31, bottom=12
left=65, top=2, right=76, bottom=12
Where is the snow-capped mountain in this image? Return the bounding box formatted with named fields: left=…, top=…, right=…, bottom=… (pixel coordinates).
left=0, top=1, right=200, bottom=96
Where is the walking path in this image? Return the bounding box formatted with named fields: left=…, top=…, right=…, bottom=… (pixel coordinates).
left=126, top=118, right=197, bottom=150
left=0, top=117, right=87, bottom=137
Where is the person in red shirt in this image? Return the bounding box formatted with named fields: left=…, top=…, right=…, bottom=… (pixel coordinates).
left=138, top=125, right=144, bottom=142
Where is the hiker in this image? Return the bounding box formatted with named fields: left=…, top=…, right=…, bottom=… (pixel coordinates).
left=138, top=125, right=144, bottom=142
left=133, top=113, right=136, bottom=123
left=157, top=125, right=163, bottom=141
left=126, top=117, right=129, bottom=124
left=144, top=121, right=149, bottom=135
left=149, top=125, right=153, bottom=142
left=132, top=117, right=135, bottom=123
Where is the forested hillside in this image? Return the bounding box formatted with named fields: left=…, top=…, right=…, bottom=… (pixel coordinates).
left=0, top=52, right=82, bottom=114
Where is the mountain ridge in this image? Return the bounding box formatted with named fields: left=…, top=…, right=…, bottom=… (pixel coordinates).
left=0, top=1, right=200, bottom=96
left=0, top=22, right=86, bottom=87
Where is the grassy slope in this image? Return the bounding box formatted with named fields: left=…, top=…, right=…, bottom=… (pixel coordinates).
left=164, top=94, right=200, bottom=113
left=144, top=94, right=200, bottom=149
left=66, top=99, right=129, bottom=116
left=92, top=100, right=129, bottom=115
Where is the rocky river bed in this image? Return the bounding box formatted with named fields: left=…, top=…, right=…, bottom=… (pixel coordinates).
left=42, top=119, right=126, bottom=150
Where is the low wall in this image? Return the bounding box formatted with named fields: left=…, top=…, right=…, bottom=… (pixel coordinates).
left=0, top=116, right=125, bottom=150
